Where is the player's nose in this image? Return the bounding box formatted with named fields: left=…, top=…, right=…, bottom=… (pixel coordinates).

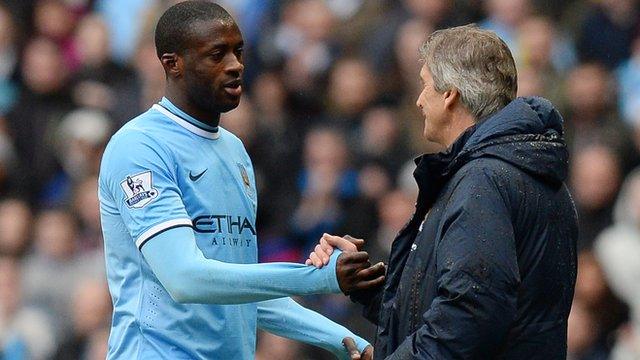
left=225, top=54, right=244, bottom=74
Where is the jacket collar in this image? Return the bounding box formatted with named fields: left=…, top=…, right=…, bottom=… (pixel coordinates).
left=412, top=123, right=478, bottom=212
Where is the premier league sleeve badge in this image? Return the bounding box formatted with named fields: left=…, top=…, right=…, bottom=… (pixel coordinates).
left=120, top=170, right=160, bottom=209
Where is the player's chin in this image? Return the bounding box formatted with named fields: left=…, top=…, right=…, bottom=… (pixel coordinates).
left=218, top=98, right=240, bottom=113
left=217, top=92, right=241, bottom=112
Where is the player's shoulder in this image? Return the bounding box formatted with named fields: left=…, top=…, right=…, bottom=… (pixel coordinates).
left=102, top=109, right=176, bottom=169
left=218, top=126, right=250, bottom=154
left=218, top=126, right=242, bottom=145
left=108, top=108, right=171, bottom=149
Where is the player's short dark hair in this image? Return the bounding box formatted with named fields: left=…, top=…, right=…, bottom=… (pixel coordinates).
left=154, top=1, right=233, bottom=58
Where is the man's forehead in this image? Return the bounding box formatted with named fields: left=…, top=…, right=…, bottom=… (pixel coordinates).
left=188, top=19, right=242, bottom=45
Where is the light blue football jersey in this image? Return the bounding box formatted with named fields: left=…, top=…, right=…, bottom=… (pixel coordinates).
left=99, top=97, right=262, bottom=359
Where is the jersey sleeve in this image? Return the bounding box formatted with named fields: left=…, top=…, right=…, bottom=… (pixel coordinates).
left=257, top=297, right=370, bottom=359
left=99, top=130, right=191, bottom=250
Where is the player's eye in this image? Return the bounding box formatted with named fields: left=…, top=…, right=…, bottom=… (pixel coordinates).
left=235, top=47, right=243, bottom=57
left=210, top=51, right=224, bottom=61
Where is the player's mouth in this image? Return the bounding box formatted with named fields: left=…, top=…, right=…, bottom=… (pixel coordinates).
left=223, top=79, right=242, bottom=97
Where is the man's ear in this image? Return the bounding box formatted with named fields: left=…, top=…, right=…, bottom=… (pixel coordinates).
left=160, top=53, right=182, bottom=78
left=443, top=88, right=460, bottom=111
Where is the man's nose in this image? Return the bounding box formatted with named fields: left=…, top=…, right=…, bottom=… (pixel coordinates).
left=226, top=55, right=244, bottom=74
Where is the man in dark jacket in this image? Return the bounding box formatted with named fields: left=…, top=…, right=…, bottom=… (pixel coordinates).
left=307, top=25, right=578, bottom=359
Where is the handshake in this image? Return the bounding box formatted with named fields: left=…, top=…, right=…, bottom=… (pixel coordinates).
left=305, top=233, right=386, bottom=295
left=305, top=234, right=386, bottom=360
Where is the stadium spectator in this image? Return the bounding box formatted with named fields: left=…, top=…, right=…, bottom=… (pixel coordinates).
left=0, top=256, right=56, bottom=360
left=291, top=126, right=370, bottom=252
left=6, top=37, right=74, bottom=205
left=563, top=62, right=639, bottom=172
left=577, top=0, right=639, bottom=68
left=249, top=72, right=302, bottom=235
left=480, top=0, right=532, bottom=52
left=325, top=57, right=379, bottom=133
left=94, top=0, right=157, bottom=63
left=72, top=175, right=104, bottom=252
left=367, top=188, right=415, bottom=263
left=569, top=250, right=629, bottom=359
left=596, top=169, right=640, bottom=359
left=72, top=14, right=139, bottom=125
left=52, top=278, right=111, bottom=360
left=515, top=16, right=572, bottom=105
left=393, top=18, right=432, bottom=97
left=0, top=198, right=31, bottom=258
left=567, top=299, right=609, bottom=360
left=51, top=109, right=112, bottom=204
left=33, top=0, right=83, bottom=71
left=570, top=144, right=623, bottom=249
left=355, top=106, right=411, bottom=176
left=21, top=208, right=99, bottom=340
left=130, top=36, right=166, bottom=111
left=270, top=0, right=339, bottom=116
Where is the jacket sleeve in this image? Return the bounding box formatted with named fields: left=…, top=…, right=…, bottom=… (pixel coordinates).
left=349, top=285, right=384, bottom=325
left=387, top=167, right=521, bottom=359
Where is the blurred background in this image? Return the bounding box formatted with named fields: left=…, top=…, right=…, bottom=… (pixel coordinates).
left=0, top=0, right=639, bottom=359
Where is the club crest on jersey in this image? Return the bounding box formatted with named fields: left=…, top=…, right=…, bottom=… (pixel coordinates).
left=237, top=163, right=253, bottom=198
left=120, top=171, right=159, bottom=208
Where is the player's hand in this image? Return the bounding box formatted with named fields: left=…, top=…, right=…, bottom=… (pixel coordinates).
left=336, top=251, right=385, bottom=295
left=342, top=337, right=373, bottom=360
left=305, top=234, right=365, bottom=268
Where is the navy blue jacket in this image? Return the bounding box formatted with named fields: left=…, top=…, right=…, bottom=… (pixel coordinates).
left=353, top=97, right=578, bottom=359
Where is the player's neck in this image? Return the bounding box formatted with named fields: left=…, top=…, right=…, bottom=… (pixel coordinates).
left=164, top=90, right=221, bottom=128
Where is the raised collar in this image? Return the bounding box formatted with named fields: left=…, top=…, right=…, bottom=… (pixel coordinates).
left=152, top=97, right=220, bottom=140
left=411, top=123, right=478, bottom=213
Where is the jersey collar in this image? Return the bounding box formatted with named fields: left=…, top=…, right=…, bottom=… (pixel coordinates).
left=153, top=97, right=220, bottom=140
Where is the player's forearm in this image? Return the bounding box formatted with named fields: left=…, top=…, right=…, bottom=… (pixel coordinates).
left=257, top=297, right=369, bottom=360
left=142, top=226, right=342, bottom=304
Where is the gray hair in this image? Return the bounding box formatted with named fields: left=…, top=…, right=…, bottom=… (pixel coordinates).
left=419, top=24, right=517, bottom=120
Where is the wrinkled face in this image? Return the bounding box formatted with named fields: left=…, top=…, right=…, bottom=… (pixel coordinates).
left=416, top=65, right=447, bottom=144
left=181, top=19, right=244, bottom=114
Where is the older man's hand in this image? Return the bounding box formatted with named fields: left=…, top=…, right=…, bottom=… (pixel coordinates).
left=306, top=234, right=364, bottom=268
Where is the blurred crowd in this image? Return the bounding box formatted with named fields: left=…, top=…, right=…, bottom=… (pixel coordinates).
left=1, top=0, right=640, bottom=359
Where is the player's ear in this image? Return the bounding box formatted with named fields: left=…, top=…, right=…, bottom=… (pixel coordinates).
left=160, top=53, right=182, bottom=78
